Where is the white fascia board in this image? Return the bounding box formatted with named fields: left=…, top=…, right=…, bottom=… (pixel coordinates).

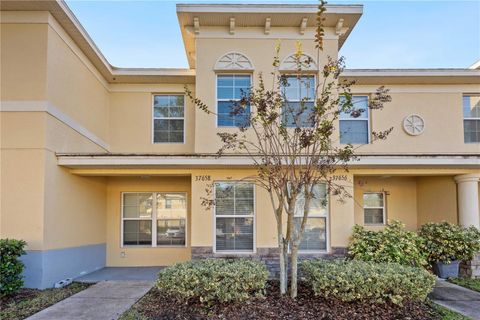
left=342, top=69, right=480, bottom=77
left=57, top=155, right=480, bottom=167
left=176, top=4, right=363, bottom=14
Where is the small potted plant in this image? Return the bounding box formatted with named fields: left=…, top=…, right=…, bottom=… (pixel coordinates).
left=419, top=222, right=480, bottom=278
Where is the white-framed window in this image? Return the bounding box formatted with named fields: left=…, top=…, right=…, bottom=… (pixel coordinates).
left=121, top=192, right=187, bottom=247
left=216, top=74, right=251, bottom=127
left=153, top=95, right=185, bottom=143
left=281, top=75, right=316, bottom=127
left=463, top=95, right=480, bottom=143
left=339, top=95, right=370, bottom=144
left=363, top=192, right=385, bottom=225
left=214, top=182, right=255, bottom=252
left=294, top=183, right=328, bottom=252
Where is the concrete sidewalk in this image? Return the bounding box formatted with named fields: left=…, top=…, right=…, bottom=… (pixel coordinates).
left=26, top=281, right=153, bottom=320
left=430, top=279, right=480, bottom=320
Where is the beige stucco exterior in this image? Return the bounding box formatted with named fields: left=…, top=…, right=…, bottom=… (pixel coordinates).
left=1, top=3, right=479, bottom=287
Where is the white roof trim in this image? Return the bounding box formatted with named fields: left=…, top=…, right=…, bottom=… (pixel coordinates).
left=176, top=4, right=363, bottom=14
left=342, top=69, right=480, bottom=77
left=57, top=155, right=480, bottom=168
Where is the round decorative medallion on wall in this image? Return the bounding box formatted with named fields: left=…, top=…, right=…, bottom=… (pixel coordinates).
left=403, top=114, right=425, bottom=136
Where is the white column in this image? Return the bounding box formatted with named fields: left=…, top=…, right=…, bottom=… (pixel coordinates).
left=455, top=174, right=480, bottom=228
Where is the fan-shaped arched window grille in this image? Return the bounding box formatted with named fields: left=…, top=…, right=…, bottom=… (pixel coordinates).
left=280, top=53, right=318, bottom=71
left=214, top=52, right=254, bottom=71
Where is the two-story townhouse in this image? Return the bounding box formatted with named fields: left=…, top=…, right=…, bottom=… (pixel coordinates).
left=1, top=1, right=479, bottom=289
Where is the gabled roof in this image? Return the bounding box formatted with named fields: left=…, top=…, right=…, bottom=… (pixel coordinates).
left=176, top=3, right=363, bottom=68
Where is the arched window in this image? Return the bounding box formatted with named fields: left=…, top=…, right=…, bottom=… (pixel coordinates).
left=214, top=52, right=254, bottom=71
left=280, top=53, right=318, bottom=71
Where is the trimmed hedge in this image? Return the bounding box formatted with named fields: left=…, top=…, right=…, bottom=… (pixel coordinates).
left=1, top=238, right=27, bottom=296
left=302, top=259, right=435, bottom=305
left=347, top=221, right=427, bottom=267
left=156, top=259, right=268, bottom=306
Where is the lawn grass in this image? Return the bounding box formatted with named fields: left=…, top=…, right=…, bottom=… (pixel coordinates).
left=427, top=301, right=471, bottom=320
left=0, top=282, right=91, bottom=320
left=448, top=278, right=480, bottom=293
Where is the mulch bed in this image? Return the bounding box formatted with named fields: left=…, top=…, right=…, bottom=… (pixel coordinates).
left=129, top=281, right=441, bottom=320
left=1, top=282, right=91, bottom=320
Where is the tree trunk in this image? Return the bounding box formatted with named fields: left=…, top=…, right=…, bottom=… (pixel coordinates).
left=290, top=244, right=299, bottom=298
left=279, top=239, right=287, bottom=295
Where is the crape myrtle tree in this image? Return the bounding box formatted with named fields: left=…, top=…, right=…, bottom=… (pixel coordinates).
left=186, top=0, right=392, bottom=298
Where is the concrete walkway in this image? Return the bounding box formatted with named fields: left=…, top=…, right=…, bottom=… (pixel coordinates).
left=26, top=281, right=153, bottom=320
left=430, top=279, right=480, bottom=320
left=76, top=267, right=162, bottom=282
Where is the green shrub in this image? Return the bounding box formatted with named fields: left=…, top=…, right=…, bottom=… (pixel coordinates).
left=302, top=259, right=435, bottom=305
left=156, top=259, right=268, bottom=306
left=1, top=238, right=27, bottom=296
left=419, top=222, right=480, bottom=265
left=347, top=221, right=427, bottom=267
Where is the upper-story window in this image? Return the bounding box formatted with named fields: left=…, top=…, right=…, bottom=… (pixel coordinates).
left=281, top=75, right=315, bottom=127
left=216, top=75, right=251, bottom=127
left=339, top=95, right=369, bottom=144
left=153, top=95, right=184, bottom=143
left=463, top=95, right=480, bottom=143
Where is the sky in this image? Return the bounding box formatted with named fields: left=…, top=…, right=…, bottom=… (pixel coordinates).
left=65, top=0, right=480, bottom=69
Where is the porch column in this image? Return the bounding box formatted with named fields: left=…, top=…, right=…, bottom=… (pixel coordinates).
left=455, top=174, right=480, bottom=228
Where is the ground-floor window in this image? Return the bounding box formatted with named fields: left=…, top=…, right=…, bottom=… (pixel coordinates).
left=122, top=192, right=187, bottom=247
left=214, top=182, right=255, bottom=252
left=363, top=192, right=385, bottom=225
left=294, top=184, right=328, bottom=252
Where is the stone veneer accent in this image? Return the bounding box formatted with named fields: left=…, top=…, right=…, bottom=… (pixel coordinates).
left=460, top=254, right=480, bottom=278
left=191, top=246, right=347, bottom=278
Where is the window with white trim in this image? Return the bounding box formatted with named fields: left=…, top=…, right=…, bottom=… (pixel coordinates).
left=214, top=182, right=254, bottom=252
left=153, top=95, right=184, bottom=143
left=339, top=95, right=369, bottom=144
left=281, top=75, right=315, bottom=127
left=122, top=192, right=187, bottom=247
left=294, top=183, right=328, bottom=252
left=217, top=75, right=251, bottom=127
left=363, top=192, right=385, bottom=225
left=463, top=95, right=480, bottom=143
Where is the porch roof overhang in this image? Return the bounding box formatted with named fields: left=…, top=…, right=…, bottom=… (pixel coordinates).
left=57, top=153, right=480, bottom=169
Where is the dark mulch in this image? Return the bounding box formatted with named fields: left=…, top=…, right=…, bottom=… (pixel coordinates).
left=124, top=281, right=441, bottom=320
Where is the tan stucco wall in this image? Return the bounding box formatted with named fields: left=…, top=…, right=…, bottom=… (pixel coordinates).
left=194, top=36, right=338, bottom=154
left=108, top=86, right=195, bottom=153
left=416, top=176, right=458, bottom=226
left=353, top=176, right=418, bottom=230
left=45, top=23, right=109, bottom=143
left=351, top=88, right=480, bottom=154
left=1, top=22, right=48, bottom=100
left=106, top=176, right=192, bottom=266
left=43, top=152, right=107, bottom=250
left=1, top=13, right=109, bottom=251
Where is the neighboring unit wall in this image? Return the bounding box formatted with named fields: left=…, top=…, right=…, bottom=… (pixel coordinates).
left=108, top=85, right=195, bottom=153
left=1, top=12, right=109, bottom=288
left=416, top=176, right=458, bottom=226
left=106, top=176, right=192, bottom=266
left=351, top=86, right=480, bottom=155
left=353, top=176, right=418, bottom=230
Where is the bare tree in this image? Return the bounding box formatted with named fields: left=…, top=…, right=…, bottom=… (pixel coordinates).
left=187, top=0, right=392, bottom=298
